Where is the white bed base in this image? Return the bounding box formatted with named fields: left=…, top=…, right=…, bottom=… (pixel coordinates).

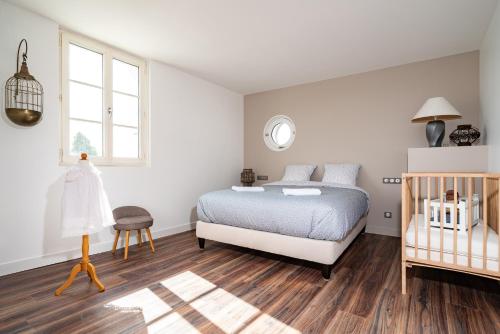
left=196, top=216, right=367, bottom=279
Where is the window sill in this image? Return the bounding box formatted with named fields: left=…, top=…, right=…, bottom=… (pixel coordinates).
left=60, top=157, right=150, bottom=167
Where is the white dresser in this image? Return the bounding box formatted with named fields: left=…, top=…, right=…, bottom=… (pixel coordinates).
left=407, top=146, right=489, bottom=172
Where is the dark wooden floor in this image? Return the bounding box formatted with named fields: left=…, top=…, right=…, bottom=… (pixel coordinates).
left=0, top=231, right=498, bottom=334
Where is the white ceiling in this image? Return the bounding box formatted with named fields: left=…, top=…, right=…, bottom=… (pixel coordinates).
left=9, top=0, right=499, bottom=94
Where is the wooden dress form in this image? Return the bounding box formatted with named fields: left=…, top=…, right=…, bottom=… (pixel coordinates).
left=55, top=153, right=114, bottom=296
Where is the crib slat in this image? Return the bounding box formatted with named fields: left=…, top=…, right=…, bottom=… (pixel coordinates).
left=453, top=177, right=458, bottom=265
left=440, top=177, right=444, bottom=264
left=401, top=177, right=407, bottom=294
left=462, top=178, right=466, bottom=198
left=435, top=177, right=439, bottom=199
left=427, top=177, right=431, bottom=261
left=498, top=178, right=500, bottom=273
left=483, top=178, right=488, bottom=270
left=468, top=177, right=473, bottom=268
left=409, top=179, right=412, bottom=207
left=415, top=177, right=419, bottom=259
left=402, top=177, right=411, bottom=261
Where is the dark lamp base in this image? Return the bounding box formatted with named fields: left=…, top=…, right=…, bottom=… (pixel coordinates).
left=426, top=120, right=445, bottom=147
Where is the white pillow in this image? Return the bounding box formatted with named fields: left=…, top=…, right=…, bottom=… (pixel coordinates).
left=282, top=165, right=316, bottom=182
left=322, top=163, right=360, bottom=186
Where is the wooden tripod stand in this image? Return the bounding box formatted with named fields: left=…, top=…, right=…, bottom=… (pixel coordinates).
left=55, top=153, right=105, bottom=296
left=55, top=235, right=105, bottom=295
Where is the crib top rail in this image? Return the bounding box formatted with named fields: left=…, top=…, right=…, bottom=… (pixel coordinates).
left=404, top=172, right=500, bottom=178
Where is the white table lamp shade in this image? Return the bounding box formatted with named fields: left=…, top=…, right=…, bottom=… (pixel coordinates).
left=412, top=97, right=462, bottom=123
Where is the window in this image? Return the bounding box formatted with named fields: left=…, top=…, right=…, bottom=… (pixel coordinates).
left=263, top=115, right=296, bottom=151
left=60, top=31, right=149, bottom=165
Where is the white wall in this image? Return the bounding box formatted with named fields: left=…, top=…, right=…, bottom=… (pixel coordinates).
left=481, top=1, right=500, bottom=171
left=0, top=1, right=243, bottom=276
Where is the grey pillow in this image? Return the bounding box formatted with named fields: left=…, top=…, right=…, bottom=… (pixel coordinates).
left=282, top=164, right=317, bottom=181
left=322, top=164, right=360, bottom=186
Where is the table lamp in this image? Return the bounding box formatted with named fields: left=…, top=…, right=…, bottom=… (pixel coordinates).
left=412, top=97, right=462, bottom=147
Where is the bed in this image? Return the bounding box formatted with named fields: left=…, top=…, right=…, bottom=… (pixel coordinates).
left=196, top=181, right=369, bottom=279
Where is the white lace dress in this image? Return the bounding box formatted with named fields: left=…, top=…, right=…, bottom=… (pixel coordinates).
left=62, top=160, right=115, bottom=237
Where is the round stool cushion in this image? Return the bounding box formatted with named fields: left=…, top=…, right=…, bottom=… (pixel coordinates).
left=114, top=216, right=153, bottom=230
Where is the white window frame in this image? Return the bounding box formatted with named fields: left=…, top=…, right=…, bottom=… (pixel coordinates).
left=263, top=115, right=296, bottom=151
left=60, top=30, right=149, bottom=166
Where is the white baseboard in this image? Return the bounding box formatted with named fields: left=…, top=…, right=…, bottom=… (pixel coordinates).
left=0, top=222, right=196, bottom=277
left=366, top=224, right=401, bottom=237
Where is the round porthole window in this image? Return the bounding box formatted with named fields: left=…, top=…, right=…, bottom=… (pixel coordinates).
left=263, top=115, right=296, bottom=151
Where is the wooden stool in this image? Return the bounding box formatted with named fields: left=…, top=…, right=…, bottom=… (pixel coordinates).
left=112, top=206, right=155, bottom=260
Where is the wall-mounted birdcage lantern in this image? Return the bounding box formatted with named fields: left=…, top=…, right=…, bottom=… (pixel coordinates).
left=4, top=39, right=44, bottom=127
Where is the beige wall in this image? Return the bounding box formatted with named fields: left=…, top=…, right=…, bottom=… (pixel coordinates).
left=244, top=52, right=480, bottom=236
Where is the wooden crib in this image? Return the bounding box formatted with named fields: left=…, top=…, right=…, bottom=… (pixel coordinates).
left=401, top=172, right=500, bottom=294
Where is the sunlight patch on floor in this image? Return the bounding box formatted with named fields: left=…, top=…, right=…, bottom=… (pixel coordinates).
left=240, top=313, right=302, bottom=334
left=190, top=288, right=260, bottom=334
left=147, top=312, right=200, bottom=334
left=105, top=288, right=171, bottom=323
left=105, top=271, right=302, bottom=334
left=160, top=271, right=216, bottom=302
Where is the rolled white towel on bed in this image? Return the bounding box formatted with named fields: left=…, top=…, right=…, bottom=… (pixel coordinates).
left=282, top=188, right=321, bottom=196
left=232, top=186, right=265, bottom=192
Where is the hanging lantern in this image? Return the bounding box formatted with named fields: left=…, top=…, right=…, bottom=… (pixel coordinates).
left=4, top=39, right=44, bottom=126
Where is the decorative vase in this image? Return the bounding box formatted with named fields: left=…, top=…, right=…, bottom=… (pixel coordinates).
left=449, top=125, right=480, bottom=146
left=240, top=169, right=255, bottom=187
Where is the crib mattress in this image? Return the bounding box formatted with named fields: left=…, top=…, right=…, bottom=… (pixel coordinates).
left=406, top=214, right=499, bottom=272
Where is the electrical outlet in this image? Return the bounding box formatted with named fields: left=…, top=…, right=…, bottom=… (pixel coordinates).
left=257, top=175, right=268, bottom=181
left=384, top=212, right=392, bottom=218
left=383, top=177, right=401, bottom=184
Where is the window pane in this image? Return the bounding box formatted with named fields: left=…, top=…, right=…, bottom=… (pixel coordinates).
left=113, top=92, right=138, bottom=127
left=70, top=120, right=102, bottom=157
left=69, top=81, right=102, bottom=122
left=271, top=123, right=291, bottom=146
left=113, top=126, right=138, bottom=158
left=69, top=44, right=102, bottom=87
left=113, top=59, right=138, bottom=95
